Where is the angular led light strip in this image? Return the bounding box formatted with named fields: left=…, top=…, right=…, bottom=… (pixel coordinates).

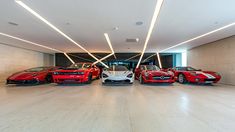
left=136, top=0, right=164, bottom=68
left=0, top=32, right=75, bottom=64
left=93, top=33, right=115, bottom=65
left=15, top=0, right=108, bottom=68
left=142, top=53, right=156, bottom=62
left=142, top=22, right=235, bottom=67
left=156, top=52, right=162, bottom=68
left=160, top=22, right=235, bottom=52
left=64, top=53, right=75, bottom=64
left=125, top=53, right=141, bottom=61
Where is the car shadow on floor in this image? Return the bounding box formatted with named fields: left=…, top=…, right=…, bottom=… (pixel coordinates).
left=139, top=83, right=175, bottom=87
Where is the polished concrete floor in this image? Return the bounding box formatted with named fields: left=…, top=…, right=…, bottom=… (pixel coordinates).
left=0, top=80, right=235, bottom=132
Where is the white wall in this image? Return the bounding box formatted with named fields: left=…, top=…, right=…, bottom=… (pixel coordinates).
left=187, top=36, right=235, bottom=85
left=0, top=44, right=54, bottom=83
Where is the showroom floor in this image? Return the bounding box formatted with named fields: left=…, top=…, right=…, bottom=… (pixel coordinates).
left=0, top=81, right=235, bottom=132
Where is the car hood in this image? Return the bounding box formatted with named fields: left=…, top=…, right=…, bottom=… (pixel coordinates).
left=145, top=70, right=171, bottom=76
left=194, top=71, right=217, bottom=78
left=54, top=69, right=86, bottom=72
left=8, top=71, right=37, bottom=80
left=103, top=71, right=132, bottom=76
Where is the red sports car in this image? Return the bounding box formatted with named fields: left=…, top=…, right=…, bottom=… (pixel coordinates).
left=52, top=63, right=100, bottom=84
left=170, top=66, right=221, bottom=84
left=135, top=65, right=175, bottom=84
left=6, top=66, right=59, bottom=85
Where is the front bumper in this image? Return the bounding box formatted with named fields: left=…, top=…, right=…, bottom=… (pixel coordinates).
left=142, top=76, right=175, bottom=83
left=186, top=76, right=221, bottom=83
left=102, top=76, right=134, bottom=84
left=53, top=75, right=88, bottom=84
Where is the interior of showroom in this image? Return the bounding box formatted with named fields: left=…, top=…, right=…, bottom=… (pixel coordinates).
left=0, top=0, right=235, bottom=131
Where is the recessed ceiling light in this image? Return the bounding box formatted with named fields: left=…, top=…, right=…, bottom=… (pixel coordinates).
left=112, top=27, right=119, bottom=31
left=136, top=21, right=143, bottom=26
left=65, top=22, right=71, bottom=25
left=8, top=22, right=19, bottom=26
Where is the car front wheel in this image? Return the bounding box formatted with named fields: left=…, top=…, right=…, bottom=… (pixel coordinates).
left=139, top=75, right=144, bottom=84
left=178, top=74, right=187, bottom=84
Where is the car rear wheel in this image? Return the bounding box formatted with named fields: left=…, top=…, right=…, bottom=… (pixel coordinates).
left=45, top=75, right=52, bottom=83
left=178, top=74, right=187, bottom=84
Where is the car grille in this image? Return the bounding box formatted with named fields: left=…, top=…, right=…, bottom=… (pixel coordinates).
left=152, top=76, right=171, bottom=80
left=104, top=79, right=131, bottom=83
left=57, top=72, right=83, bottom=75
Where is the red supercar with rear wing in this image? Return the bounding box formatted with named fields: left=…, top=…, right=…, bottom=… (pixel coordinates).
left=135, top=65, right=175, bottom=84
left=52, top=63, right=100, bottom=84
left=169, top=66, right=221, bottom=84
left=6, top=66, right=60, bottom=84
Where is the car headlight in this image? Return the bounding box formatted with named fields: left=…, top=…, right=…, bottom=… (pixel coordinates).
left=102, top=73, right=108, bottom=78
left=167, top=71, right=174, bottom=76
left=32, top=73, right=38, bottom=77
left=53, top=72, right=59, bottom=75
left=144, top=72, right=149, bottom=77
left=127, top=73, right=133, bottom=78
left=77, top=72, right=84, bottom=75
left=214, top=72, right=220, bottom=76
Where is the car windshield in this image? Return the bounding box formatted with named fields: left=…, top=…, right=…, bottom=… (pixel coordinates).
left=107, top=65, right=128, bottom=71
left=69, top=63, right=91, bottom=69
left=186, top=67, right=197, bottom=71
left=142, top=65, right=160, bottom=70
left=25, top=67, right=49, bottom=72
left=177, top=67, right=198, bottom=71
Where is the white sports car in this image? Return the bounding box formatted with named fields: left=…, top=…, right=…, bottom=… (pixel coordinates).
left=102, top=65, right=134, bottom=84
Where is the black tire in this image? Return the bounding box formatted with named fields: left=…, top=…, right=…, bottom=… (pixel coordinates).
left=86, top=73, right=92, bottom=84
left=139, top=75, right=144, bottom=84
left=178, top=74, right=187, bottom=84
left=45, top=75, right=52, bottom=83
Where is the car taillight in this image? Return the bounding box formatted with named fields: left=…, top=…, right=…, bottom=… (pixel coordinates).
left=127, top=73, right=133, bottom=78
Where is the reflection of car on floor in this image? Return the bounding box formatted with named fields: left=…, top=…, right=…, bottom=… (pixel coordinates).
left=169, top=66, right=221, bottom=84
left=135, top=65, right=175, bottom=84
left=6, top=66, right=59, bottom=85
left=102, top=65, right=134, bottom=84
left=52, top=63, right=100, bottom=84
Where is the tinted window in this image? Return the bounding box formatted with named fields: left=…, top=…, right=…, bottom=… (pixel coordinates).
left=107, top=65, right=128, bottom=71
left=142, top=65, right=160, bottom=70
left=69, top=63, right=91, bottom=69
left=25, top=67, right=49, bottom=72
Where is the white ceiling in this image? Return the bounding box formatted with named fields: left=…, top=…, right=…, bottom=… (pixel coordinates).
left=0, top=0, right=234, bottom=53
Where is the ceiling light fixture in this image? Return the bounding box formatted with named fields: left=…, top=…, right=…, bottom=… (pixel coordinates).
left=64, top=53, right=75, bottom=64
left=160, top=22, right=235, bottom=52
left=125, top=53, right=141, bottom=61
left=136, top=0, right=164, bottom=68
left=142, top=53, right=156, bottom=62
left=157, top=52, right=162, bottom=68
left=15, top=0, right=108, bottom=68
left=93, top=33, right=115, bottom=65
left=0, top=32, right=75, bottom=64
